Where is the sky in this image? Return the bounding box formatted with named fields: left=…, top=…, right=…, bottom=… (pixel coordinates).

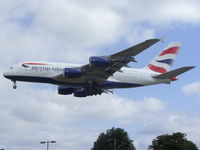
left=0, top=0, right=200, bottom=150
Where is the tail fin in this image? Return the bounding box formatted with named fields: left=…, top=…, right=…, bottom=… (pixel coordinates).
left=145, top=42, right=181, bottom=73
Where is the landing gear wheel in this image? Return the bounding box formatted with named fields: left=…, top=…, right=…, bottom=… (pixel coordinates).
left=13, top=84, right=17, bottom=89
left=12, top=80, right=17, bottom=89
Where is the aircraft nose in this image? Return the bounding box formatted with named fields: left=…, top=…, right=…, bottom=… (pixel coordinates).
left=3, top=71, right=11, bottom=79
left=3, top=72, right=8, bottom=78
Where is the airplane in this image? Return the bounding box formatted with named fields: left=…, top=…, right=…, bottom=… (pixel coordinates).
left=3, top=38, right=195, bottom=97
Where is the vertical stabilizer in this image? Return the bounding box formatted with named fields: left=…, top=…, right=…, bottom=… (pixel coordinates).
left=145, top=42, right=181, bottom=73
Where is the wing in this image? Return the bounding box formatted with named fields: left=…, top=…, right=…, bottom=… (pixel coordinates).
left=81, top=38, right=161, bottom=84
left=54, top=38, right=161, bottom=85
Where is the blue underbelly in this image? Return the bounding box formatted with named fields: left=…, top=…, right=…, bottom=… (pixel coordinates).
left=4, top=75, right=144, bottom=89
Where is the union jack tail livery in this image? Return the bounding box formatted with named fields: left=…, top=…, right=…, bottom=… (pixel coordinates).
left=146, top=42, right=181, bottom=73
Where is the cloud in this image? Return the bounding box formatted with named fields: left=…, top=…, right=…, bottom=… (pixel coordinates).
left=35, top=0, right=124, bottom=48
left=123, top=0, right=200, bottom=25
left=160, top=0, right=200, bottom=24
left=126, top=25, right=155, bottom=45
left=138, top=97, right=165, bottom=112
left=182, top=82, right=200, bottom=97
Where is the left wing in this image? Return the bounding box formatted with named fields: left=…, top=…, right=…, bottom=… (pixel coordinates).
left=54, top=38, right=161, bottom=84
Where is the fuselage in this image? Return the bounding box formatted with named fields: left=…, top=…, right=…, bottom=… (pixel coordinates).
left=3, top=61, right=171, bottom=89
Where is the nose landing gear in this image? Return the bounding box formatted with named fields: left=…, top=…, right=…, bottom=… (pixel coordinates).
left=13, top=84, right=17, bottom=89
left=12, top=80, right=17, bottom=89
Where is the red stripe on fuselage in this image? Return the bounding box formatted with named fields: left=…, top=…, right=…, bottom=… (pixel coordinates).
left=148, top=64, right=167, bottom=73
left=23, top=63, right=48, bottom=65
left=159, top=47, right=180, bottom=56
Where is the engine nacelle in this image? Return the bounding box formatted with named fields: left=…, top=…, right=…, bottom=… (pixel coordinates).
left=74, top=89, right=88, bottom=97
left=89, top=56, right=110, bottom=67
left=63, top=68, right=82, bottom=78
left=58, top=86, right=75, bottom=95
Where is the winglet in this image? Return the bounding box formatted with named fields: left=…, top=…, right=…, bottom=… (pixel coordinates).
left=159, top=36, right=165, bottom=42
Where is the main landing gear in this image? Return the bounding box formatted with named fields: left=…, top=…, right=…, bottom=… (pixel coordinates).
left=12, top=80, right=17, bottom=89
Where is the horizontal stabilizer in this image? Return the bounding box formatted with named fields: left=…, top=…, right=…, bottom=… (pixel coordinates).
left=153, top=66, right=195, bottom=79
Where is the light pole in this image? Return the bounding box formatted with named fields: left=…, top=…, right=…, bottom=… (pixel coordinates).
left=40, top=141, right=56, bottom=150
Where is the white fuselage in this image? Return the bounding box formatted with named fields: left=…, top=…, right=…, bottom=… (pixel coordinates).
left=3, top=61, right=171, bottom=89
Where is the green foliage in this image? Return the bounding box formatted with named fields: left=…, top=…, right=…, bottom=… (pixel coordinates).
left=148, top=132, right=198, bottom=150
left=91, top=127, right=136, bottom=150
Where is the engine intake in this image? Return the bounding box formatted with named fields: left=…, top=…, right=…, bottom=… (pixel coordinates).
left=63, top=68, right=82, bottom=78
left=89, top=56, right=110, bottom=67
left=58, top=86, right=75, bottom=95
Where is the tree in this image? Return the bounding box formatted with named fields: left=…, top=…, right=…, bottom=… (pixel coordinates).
left=91, top=127, right=136, bottom=150
left=148, top=132, right=198, bottom=150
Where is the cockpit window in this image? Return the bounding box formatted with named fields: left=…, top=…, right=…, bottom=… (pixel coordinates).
left=10, top=67, right=13, bottom=69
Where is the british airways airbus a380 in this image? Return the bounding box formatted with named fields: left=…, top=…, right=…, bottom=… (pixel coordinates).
left=3, top=39, right=195, bottom=97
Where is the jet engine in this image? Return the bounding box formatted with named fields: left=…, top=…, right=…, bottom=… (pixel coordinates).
left=63, top=68, right=82, bottom=78
left=89, top=56, right=110, bottom=67
left=58, top=86, right=75, bottom=95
